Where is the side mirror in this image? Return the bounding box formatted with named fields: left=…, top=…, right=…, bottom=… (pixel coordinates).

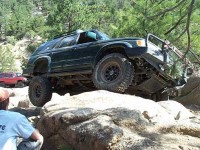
left=85, top=31, right=97, bottom=40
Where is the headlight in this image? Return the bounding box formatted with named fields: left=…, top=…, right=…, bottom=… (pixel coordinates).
left=136, top=40, right=146, bottom=47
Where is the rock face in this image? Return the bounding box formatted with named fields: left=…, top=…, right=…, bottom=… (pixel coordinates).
left=6, top=82, right=200, bottom=150
left=36, top=91, right=200, bottom=150
left=176, top=76, right=200, bottom=105
left=8, top=87, right=31, bottom=109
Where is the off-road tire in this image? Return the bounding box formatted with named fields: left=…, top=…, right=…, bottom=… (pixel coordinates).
left=93, top=53, right=134, bottom=93
left=29, top=76, right=52, bottom=107
left=0, top=82, right=5, bottom=87
left=15, top=81, right=25, bottom=88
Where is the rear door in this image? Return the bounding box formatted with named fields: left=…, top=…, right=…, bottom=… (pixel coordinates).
left=51, top=35, right=78, bottom=72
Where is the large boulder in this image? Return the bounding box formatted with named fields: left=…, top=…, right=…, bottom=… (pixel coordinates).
left=36, top=90, right=199, bottom=150
left=176, top=76, right=200, bottom=105
left=8, top=87, right=32, bottom=109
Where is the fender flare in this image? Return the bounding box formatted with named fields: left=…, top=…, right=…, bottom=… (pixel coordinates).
left=33, top=56, right=51, bottom=73
left=93, top=42, right=133, bottom=67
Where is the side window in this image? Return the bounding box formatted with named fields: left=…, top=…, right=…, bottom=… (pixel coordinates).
left=77, top=31, right=97, bottom=44
left=59, top=36, right=76, bottom=48
left=5, top=74, right=9, bottom=78
left=44, top=39, right=61, bottom=51
left=7, top=74, right=12, bottom=78
left=34, top=38, right=62, bottom=54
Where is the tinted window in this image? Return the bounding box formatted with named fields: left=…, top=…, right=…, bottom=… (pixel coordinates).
left=0, top=74, right=3, bottom=78
left=4, top=73, right=8, bottom=77
left=5, top=73, right=12, bottom=78
left=59, top=35, right=76, bottom=48
left=33, top=38, right=62, bottom=54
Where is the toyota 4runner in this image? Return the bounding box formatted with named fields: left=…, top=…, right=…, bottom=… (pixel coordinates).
left=23, top=29, right=192, bottom=106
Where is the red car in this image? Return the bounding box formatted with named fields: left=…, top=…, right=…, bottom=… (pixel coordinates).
left=0, top=72, right=27, bottom=88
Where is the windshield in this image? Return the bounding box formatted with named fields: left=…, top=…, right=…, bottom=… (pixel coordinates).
left=16, top=73, right=22, bottom=77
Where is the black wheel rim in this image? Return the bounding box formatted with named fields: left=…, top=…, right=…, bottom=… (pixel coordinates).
left=33, top=84, right=42, bottom=99
left=102, top=63, right=120, bottom=82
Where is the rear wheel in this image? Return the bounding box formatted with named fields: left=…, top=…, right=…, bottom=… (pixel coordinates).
left=93, top=53, right=134, bottom=93
left=29, top=76, right=52, bottom=107
left=0, top=82, right=5, bottom=87
left=15, top=81, right=25, bottom=88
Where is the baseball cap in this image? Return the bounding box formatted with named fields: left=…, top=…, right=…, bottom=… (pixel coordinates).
left=0, top=88, right=9, bottom=102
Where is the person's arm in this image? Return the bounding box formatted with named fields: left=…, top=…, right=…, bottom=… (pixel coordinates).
left=30, top=129, right=44, bottom=149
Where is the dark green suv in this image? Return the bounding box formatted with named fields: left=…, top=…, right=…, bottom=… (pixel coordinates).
left=23, top=29, right=191, bottom=106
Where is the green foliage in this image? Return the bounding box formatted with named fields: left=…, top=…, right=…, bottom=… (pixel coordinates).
left=0, top=46, right=16, bottom=72
left=21, top=57, right=28, bottom=71
left=169, top=62, right=184, bottom=79
left=26, top=44, right=37, bottom=53
left=6, top=36, right=17, bottom=45
left=25, top=32, right=35, bottom=40
left=0, top=0, right=199, bottom=61
left=26, top=42, right=41, bottom=53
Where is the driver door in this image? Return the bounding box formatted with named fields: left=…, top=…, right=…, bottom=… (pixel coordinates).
left=71, top=31, right=101, bottom=71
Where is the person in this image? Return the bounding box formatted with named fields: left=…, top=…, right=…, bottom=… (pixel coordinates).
left=0, top=88, right=43, bottom=150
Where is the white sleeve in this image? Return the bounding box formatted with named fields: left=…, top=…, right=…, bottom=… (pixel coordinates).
left=14, top=114, right=35, bottom=139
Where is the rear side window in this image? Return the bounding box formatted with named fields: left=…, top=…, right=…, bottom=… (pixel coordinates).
left=59, top=35, right=77, bottom=48
left=33, top=38, right=62, bottom=54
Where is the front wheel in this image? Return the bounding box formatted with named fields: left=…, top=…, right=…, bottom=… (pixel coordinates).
left=29, top=76, right=52, bottom=107
left=93, top=53, right=134, bottom=93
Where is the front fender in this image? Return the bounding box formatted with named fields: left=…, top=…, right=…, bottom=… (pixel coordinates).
left=33, top=56, right=51, bottom=73
left=92, top=42, right=131, bottom=66
left=101, top=41, right=133, bottom=51
left=94, top=42, right=147, bottom=66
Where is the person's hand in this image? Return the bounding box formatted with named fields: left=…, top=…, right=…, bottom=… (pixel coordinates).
left=30, top=129, right=44, bottom=149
